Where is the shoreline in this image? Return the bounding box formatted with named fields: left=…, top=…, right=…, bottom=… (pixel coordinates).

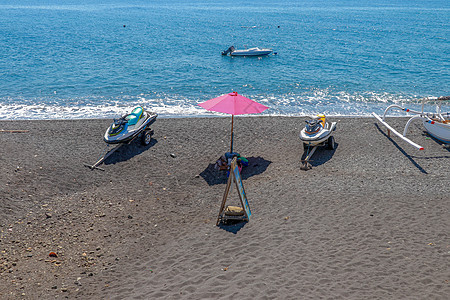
left=2, top=100, right=448, bottom=122
left=2, top=113, right=444, bottom=122
left=1, top=116, right=448, bottom=299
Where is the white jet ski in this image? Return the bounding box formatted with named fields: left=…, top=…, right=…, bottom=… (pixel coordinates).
left=300, top=114, right=337, bottom=149
left=104, top=106, right=157, bottom=145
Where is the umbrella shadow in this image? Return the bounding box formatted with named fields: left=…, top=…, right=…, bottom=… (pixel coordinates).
left=104, top=138, right=158, bottom=165
left=300, top=144, right=338, bottom=168
left=217, top=220, right=247, bottom=234
left=199, top=156, right=272, bottom=186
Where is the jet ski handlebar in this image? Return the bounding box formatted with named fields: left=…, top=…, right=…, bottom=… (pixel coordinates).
left=113, top=117, right=128, bottom=126
left=305, top=119, right=319, bottom=125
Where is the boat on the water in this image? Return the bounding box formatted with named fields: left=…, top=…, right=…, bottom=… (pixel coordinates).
left=300, top=114, right=337, bottom=148
left=104, top=106, right=157, bottom=145
left=372, top=96, right=450, bottom=150
left=222, top=46, right=273, bottom=56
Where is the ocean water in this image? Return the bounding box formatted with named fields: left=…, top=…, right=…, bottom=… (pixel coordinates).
left=0, top=0, right=449, bottom=120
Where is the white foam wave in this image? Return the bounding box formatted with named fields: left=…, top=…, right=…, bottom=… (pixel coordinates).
left=0, top=91, right=446, bottom=120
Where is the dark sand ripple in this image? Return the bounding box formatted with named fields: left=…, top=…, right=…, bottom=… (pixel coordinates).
left=0, top=117, right=448, bottom=299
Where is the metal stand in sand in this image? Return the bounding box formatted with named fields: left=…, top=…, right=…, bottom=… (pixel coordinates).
left=301, top=137, right=336, bottom=170
left=301, top=144, right=319, bottom=170
left=216, top=157, right=252, bottom=225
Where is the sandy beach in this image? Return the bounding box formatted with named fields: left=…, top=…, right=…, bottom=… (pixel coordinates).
left=0, top=116, right=448, bottom=299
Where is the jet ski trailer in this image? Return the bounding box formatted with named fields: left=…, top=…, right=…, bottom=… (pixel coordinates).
left=299, top=114, right=337, bottom=170
left=372, top=96, right=449, bottom=150
left=85, top=107, right=157, bottom=170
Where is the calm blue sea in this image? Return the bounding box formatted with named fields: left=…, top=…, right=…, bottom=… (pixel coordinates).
left=0, top=0, right=449, bottom=119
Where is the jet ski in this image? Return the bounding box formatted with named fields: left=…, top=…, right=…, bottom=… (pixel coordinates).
left=300, top=114, right=336, bottom=149
left=104, top=106, right=157, bottom=145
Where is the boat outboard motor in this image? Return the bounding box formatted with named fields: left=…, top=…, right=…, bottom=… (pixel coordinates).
left=221, top=46, right=235, bottom=55
left=305, top=119, right=322, bottom=134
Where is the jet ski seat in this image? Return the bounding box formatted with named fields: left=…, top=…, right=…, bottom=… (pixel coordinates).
left=125, top=107, right=144, bottom=126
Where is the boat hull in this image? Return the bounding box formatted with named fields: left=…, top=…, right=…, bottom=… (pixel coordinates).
left=230, top=48, right=272, bottom=56
left=423, top=120, right=450, bottom=143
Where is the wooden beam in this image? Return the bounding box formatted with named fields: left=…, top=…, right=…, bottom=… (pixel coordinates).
left=0, top=129, right=29, bottom=133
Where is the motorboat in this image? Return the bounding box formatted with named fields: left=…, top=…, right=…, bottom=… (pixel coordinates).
left=104, top=106, right=157, bottom=145
left=372, top=96, right=449, bottom=150
left=231, top=47, right=273, bottom=56
left=300, top=114, right=337, bottom=149
left=222, top=46, right=273, bottom=56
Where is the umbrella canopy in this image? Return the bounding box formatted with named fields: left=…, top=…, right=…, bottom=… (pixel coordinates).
left=198, top=91, right=269, bottom=115
left=198, top=92, right=269, bottom=153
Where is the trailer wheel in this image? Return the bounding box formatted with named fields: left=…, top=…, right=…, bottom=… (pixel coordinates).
left=326, top=136, right=335, bottom=150
left=141, top=130, right=152, bottom=146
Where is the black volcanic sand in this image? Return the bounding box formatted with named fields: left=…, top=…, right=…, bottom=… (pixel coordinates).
left=0, top=117, right=449, bottom=299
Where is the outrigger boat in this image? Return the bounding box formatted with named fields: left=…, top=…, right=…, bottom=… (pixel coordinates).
left=300, top=114, right=337, bottom=170
left=85, top=106, right=157, bottom=170
left=372, top=96, right=450, bottom=150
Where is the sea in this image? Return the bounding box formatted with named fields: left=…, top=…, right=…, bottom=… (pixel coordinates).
left=0, top=0, right=449, bottom=120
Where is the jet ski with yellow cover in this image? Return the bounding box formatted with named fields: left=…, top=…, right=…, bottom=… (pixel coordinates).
left=299, top=114, right=337, bottom=170
left=300, top=114, right=336, bottom=149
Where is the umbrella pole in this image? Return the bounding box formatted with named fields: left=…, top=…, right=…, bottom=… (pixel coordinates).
left=230, top=115, right=234, bottom=153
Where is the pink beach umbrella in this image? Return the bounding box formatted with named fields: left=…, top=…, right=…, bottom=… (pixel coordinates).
left=198, top=91, right=269, bottom=153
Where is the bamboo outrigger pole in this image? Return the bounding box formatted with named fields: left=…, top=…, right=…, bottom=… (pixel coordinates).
left=372, top=112, right=424, bottom=150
